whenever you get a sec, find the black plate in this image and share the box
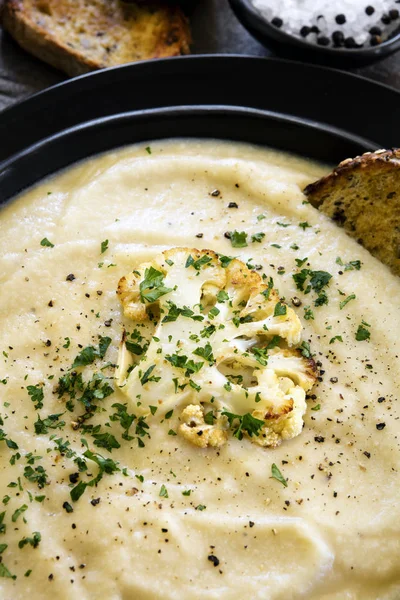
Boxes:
[0,55,399,201]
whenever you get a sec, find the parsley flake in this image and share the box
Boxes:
[40,238,54,248]
[339,294,356,310]
[355,322,371,341]
[229,230,248,248]
[271,463,288,487]
[273,302,287,317]
[159,484,168,498]
[139,267,172,303]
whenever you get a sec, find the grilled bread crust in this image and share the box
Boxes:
[304,149,400,276]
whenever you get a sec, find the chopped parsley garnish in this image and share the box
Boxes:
[159,484,168,498]
[216,290,229,303]
[166,354,203,377]
[339,294,356,310]
[329,335,343,344]
[271,463,288,487]
[139,267,172,304]
[182,490,191,496]
[162,302,203,323]
[185,254,212,270]
[219,255,234,268]
[145,146,152,154]
[70,449,120,502]
[262,277,274,300]
[34,413,65,435]
[0,563,16,579]
[200,324,216,338]
[299,341,313,358]
[266,335,281,350]
[140,364,160,385]
[71,336,111,368]
[273,302,287,317]
[204,411,215,425]
[229,230,248,248]
[92,432,121,452]
[298,222,311,230]
[304,306,314,320]
[110,403,135,440]
[293,268,332,306]
[100,239,109,254]
[222,411,264,440]
[72,346,96,368]
[11,504,28,522]
[193,343,214,364]
[23,465,48,488]
[311,404,321,411]
[295,257,308,267]
[125,341,148,355]
[18,532,41,549]
[251,347,269,366]
[70,481,87,502]
[309,271,332,293]
[40,237,54,248]
[336,257,361,271]
[27,384,44,410]
[208,307,220,319]
[251,232,265,243]
[355,321,371,341]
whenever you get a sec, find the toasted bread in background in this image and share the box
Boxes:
[2,0,191,77]
[304,149,400,276]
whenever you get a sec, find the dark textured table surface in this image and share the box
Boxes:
[1,0,400,113]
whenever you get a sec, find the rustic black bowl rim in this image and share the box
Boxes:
[1,55,400,167]
[0,104,380,202]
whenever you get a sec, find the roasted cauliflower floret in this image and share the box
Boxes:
[116,247,318,449]
[179,404,228,448]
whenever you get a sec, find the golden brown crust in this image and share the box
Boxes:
[304,149,400,206]
[304,149,400,276]
[2,0,191,77]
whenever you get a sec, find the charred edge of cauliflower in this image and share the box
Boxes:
[116,247,319,450]
[179,405,229,449]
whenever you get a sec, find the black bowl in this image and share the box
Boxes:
[0,105,377,202]
[229,0,400,67]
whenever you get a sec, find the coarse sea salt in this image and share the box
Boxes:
[251,0,400,48]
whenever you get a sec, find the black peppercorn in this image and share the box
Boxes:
[300,25,311,37]
[344,36,357,48]
[271,17,283,28]
[317,36,330,46]
[208,555,220,567]
[332,31,345,46]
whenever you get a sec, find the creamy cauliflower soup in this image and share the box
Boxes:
[0,140,399,600]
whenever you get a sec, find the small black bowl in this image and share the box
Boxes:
[229,0,400,67]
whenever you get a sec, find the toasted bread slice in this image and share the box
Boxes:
[304,149,400,276]
[2,0,191,77]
